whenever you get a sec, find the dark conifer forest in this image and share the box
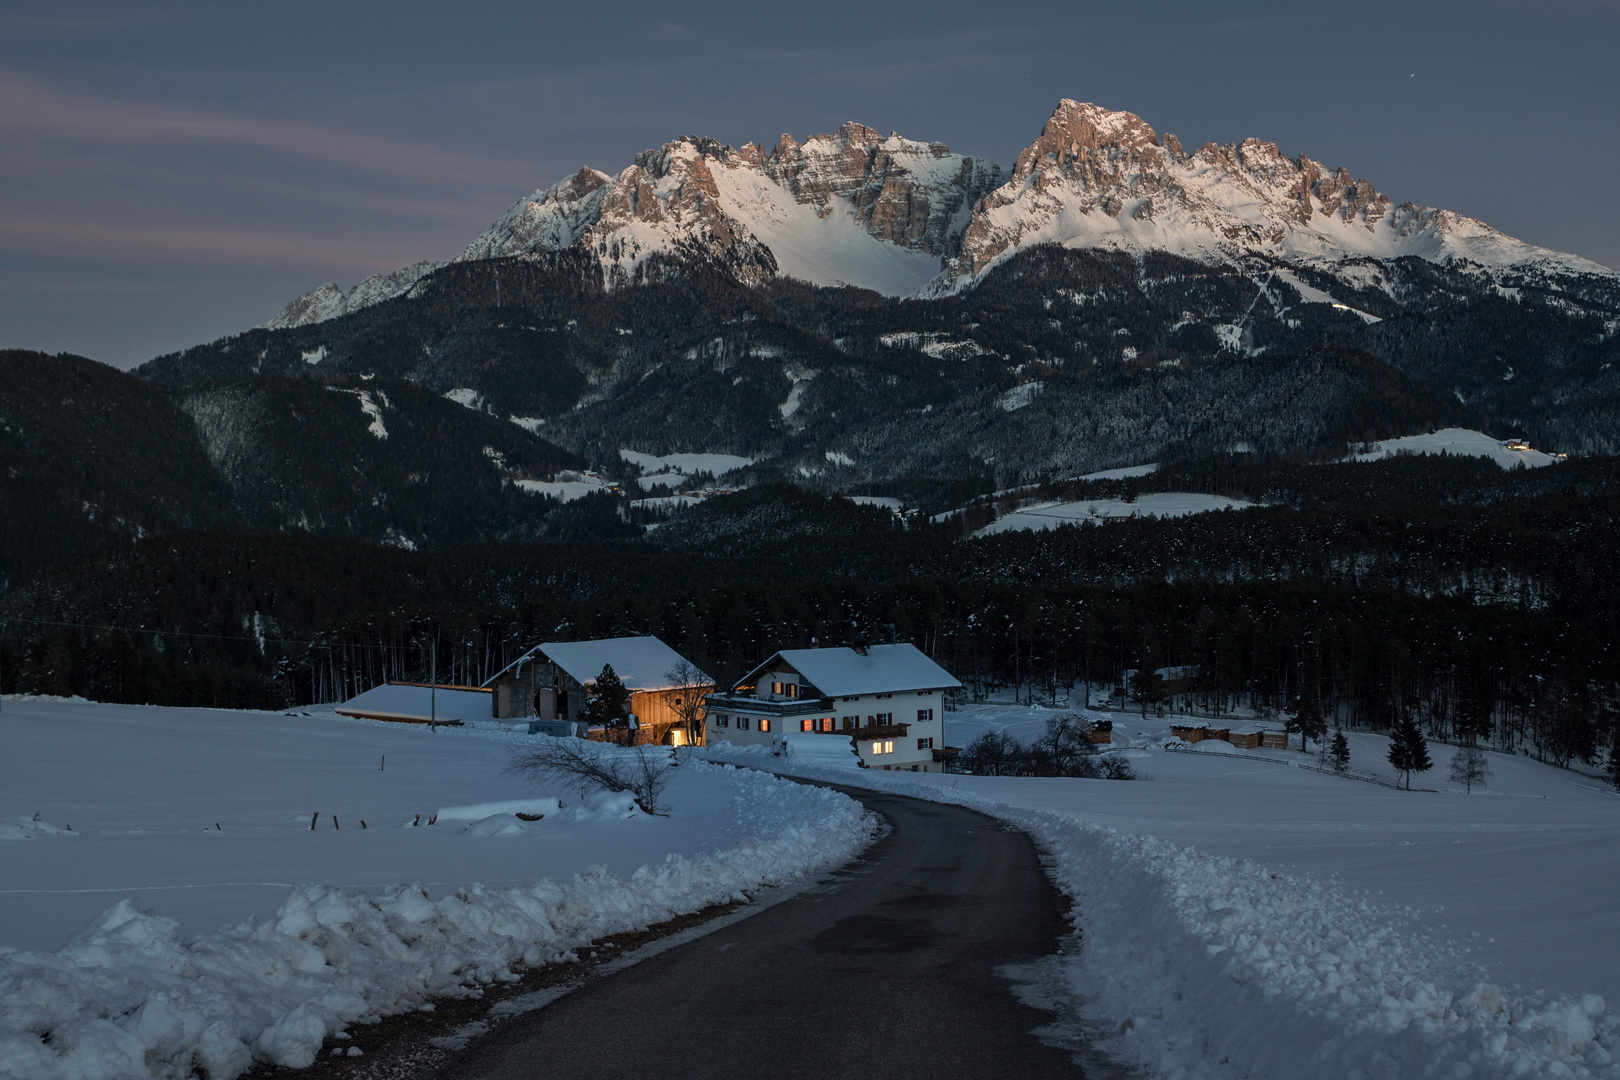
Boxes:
[4,244,1619,773]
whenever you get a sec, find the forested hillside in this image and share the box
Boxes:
[4,457,1615,769]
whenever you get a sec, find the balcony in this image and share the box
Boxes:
[703,693,832,718]
[853,724,911,741]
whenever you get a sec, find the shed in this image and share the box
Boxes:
[334,682,493,725]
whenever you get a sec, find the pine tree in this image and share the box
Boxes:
[1387,710,1433,790]
[1286,692,1328,752]
[1329,728,1351,773]
[584,664,633,745]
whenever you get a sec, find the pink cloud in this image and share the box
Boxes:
[0,214,429,274]
[0,69,527,191]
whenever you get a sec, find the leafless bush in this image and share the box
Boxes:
[508,739,672,816]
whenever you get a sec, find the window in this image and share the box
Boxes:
[917,737,934,750]
[785,683,798,698]
[817,717,834,733]
[759,719,772,733]
[800,719,813,732]
[874,712,892,725]
[738,717,750,730]
[920,689,933,696]
[771,681,783,695]
[916,708,934,723]
[870,739,894,755]
[842,716,857,729]
[715,714,729,728]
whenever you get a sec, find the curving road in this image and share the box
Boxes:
[434,783,1104,1079]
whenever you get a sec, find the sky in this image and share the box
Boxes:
[2,0,1618,369]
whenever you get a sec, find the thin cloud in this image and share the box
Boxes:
[0,215,430,275]
[0,69,528,192]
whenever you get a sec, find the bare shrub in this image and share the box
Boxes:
[508,739,673,816]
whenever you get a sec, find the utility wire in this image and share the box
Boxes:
[0,612,422,653]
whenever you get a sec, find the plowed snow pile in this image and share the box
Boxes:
[710,710,1620,1080]
[0,701,876,1079]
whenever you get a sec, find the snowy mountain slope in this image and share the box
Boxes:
[263,101,1613,330]
[940,100,1612,294]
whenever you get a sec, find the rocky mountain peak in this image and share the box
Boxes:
[263,100,1612,329]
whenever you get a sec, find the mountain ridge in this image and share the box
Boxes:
[264,100,1614,330]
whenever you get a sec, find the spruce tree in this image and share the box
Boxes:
[1329,729,1351,773]
[1387,710,1433,790]
[584,664,633,745]
[1286,692,1327,752]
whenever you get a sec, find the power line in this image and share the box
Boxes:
[0,612,421,653]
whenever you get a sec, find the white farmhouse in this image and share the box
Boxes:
[705,644,960,771]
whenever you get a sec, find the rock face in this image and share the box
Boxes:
[462,125,1003,293]
[941,100,1604,287]
[264,101,1612,327]
[263,261,440,330]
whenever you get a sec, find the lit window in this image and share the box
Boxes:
[759,719,772,733]
[817,718,834,732]
[800,719,814,732]
[883,740,894,753]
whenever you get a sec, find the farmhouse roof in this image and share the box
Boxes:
[743,643,961,697]
[539,635,706,692]
[335,682,493,724]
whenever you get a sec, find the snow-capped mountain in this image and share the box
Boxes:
[264,100,1612,330]
[939,100,1610,289]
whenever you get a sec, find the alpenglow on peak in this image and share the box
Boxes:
[264,101,1612,329]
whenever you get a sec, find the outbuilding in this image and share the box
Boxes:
[483,635,711,745]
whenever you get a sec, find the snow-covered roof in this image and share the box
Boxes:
[335,682,493,724]
[745,644,961,697]
[540,636,707,692]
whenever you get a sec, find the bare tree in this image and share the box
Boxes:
[508,739,672,816]
[1448,745,1490,794]
[663,658,714,747]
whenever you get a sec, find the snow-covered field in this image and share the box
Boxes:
[513,472,615,501]
[710,702,1620,1080]
[0,700,875,1079]
[977,492,1254,535]
[1346,427,1558,468]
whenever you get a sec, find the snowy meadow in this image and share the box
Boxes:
[0,700,875,1079]
[708,702,1620,1080]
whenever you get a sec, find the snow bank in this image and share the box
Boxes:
[0,817,78,842]
[706,749,1619,1080]
[0,763,875,1080]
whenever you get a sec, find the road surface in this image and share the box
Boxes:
[435,783,1111,1079]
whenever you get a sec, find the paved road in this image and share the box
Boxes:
[435,784,1102,1080]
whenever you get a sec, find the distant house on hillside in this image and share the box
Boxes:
[1120,665,1200,699]
[705,643,960,771]
[335,682,493,725]
[483,635,711,745]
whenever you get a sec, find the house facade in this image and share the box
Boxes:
[705,643,960,771]
[483,635,711,745]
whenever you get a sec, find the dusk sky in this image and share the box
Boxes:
[3,0,1617,368]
